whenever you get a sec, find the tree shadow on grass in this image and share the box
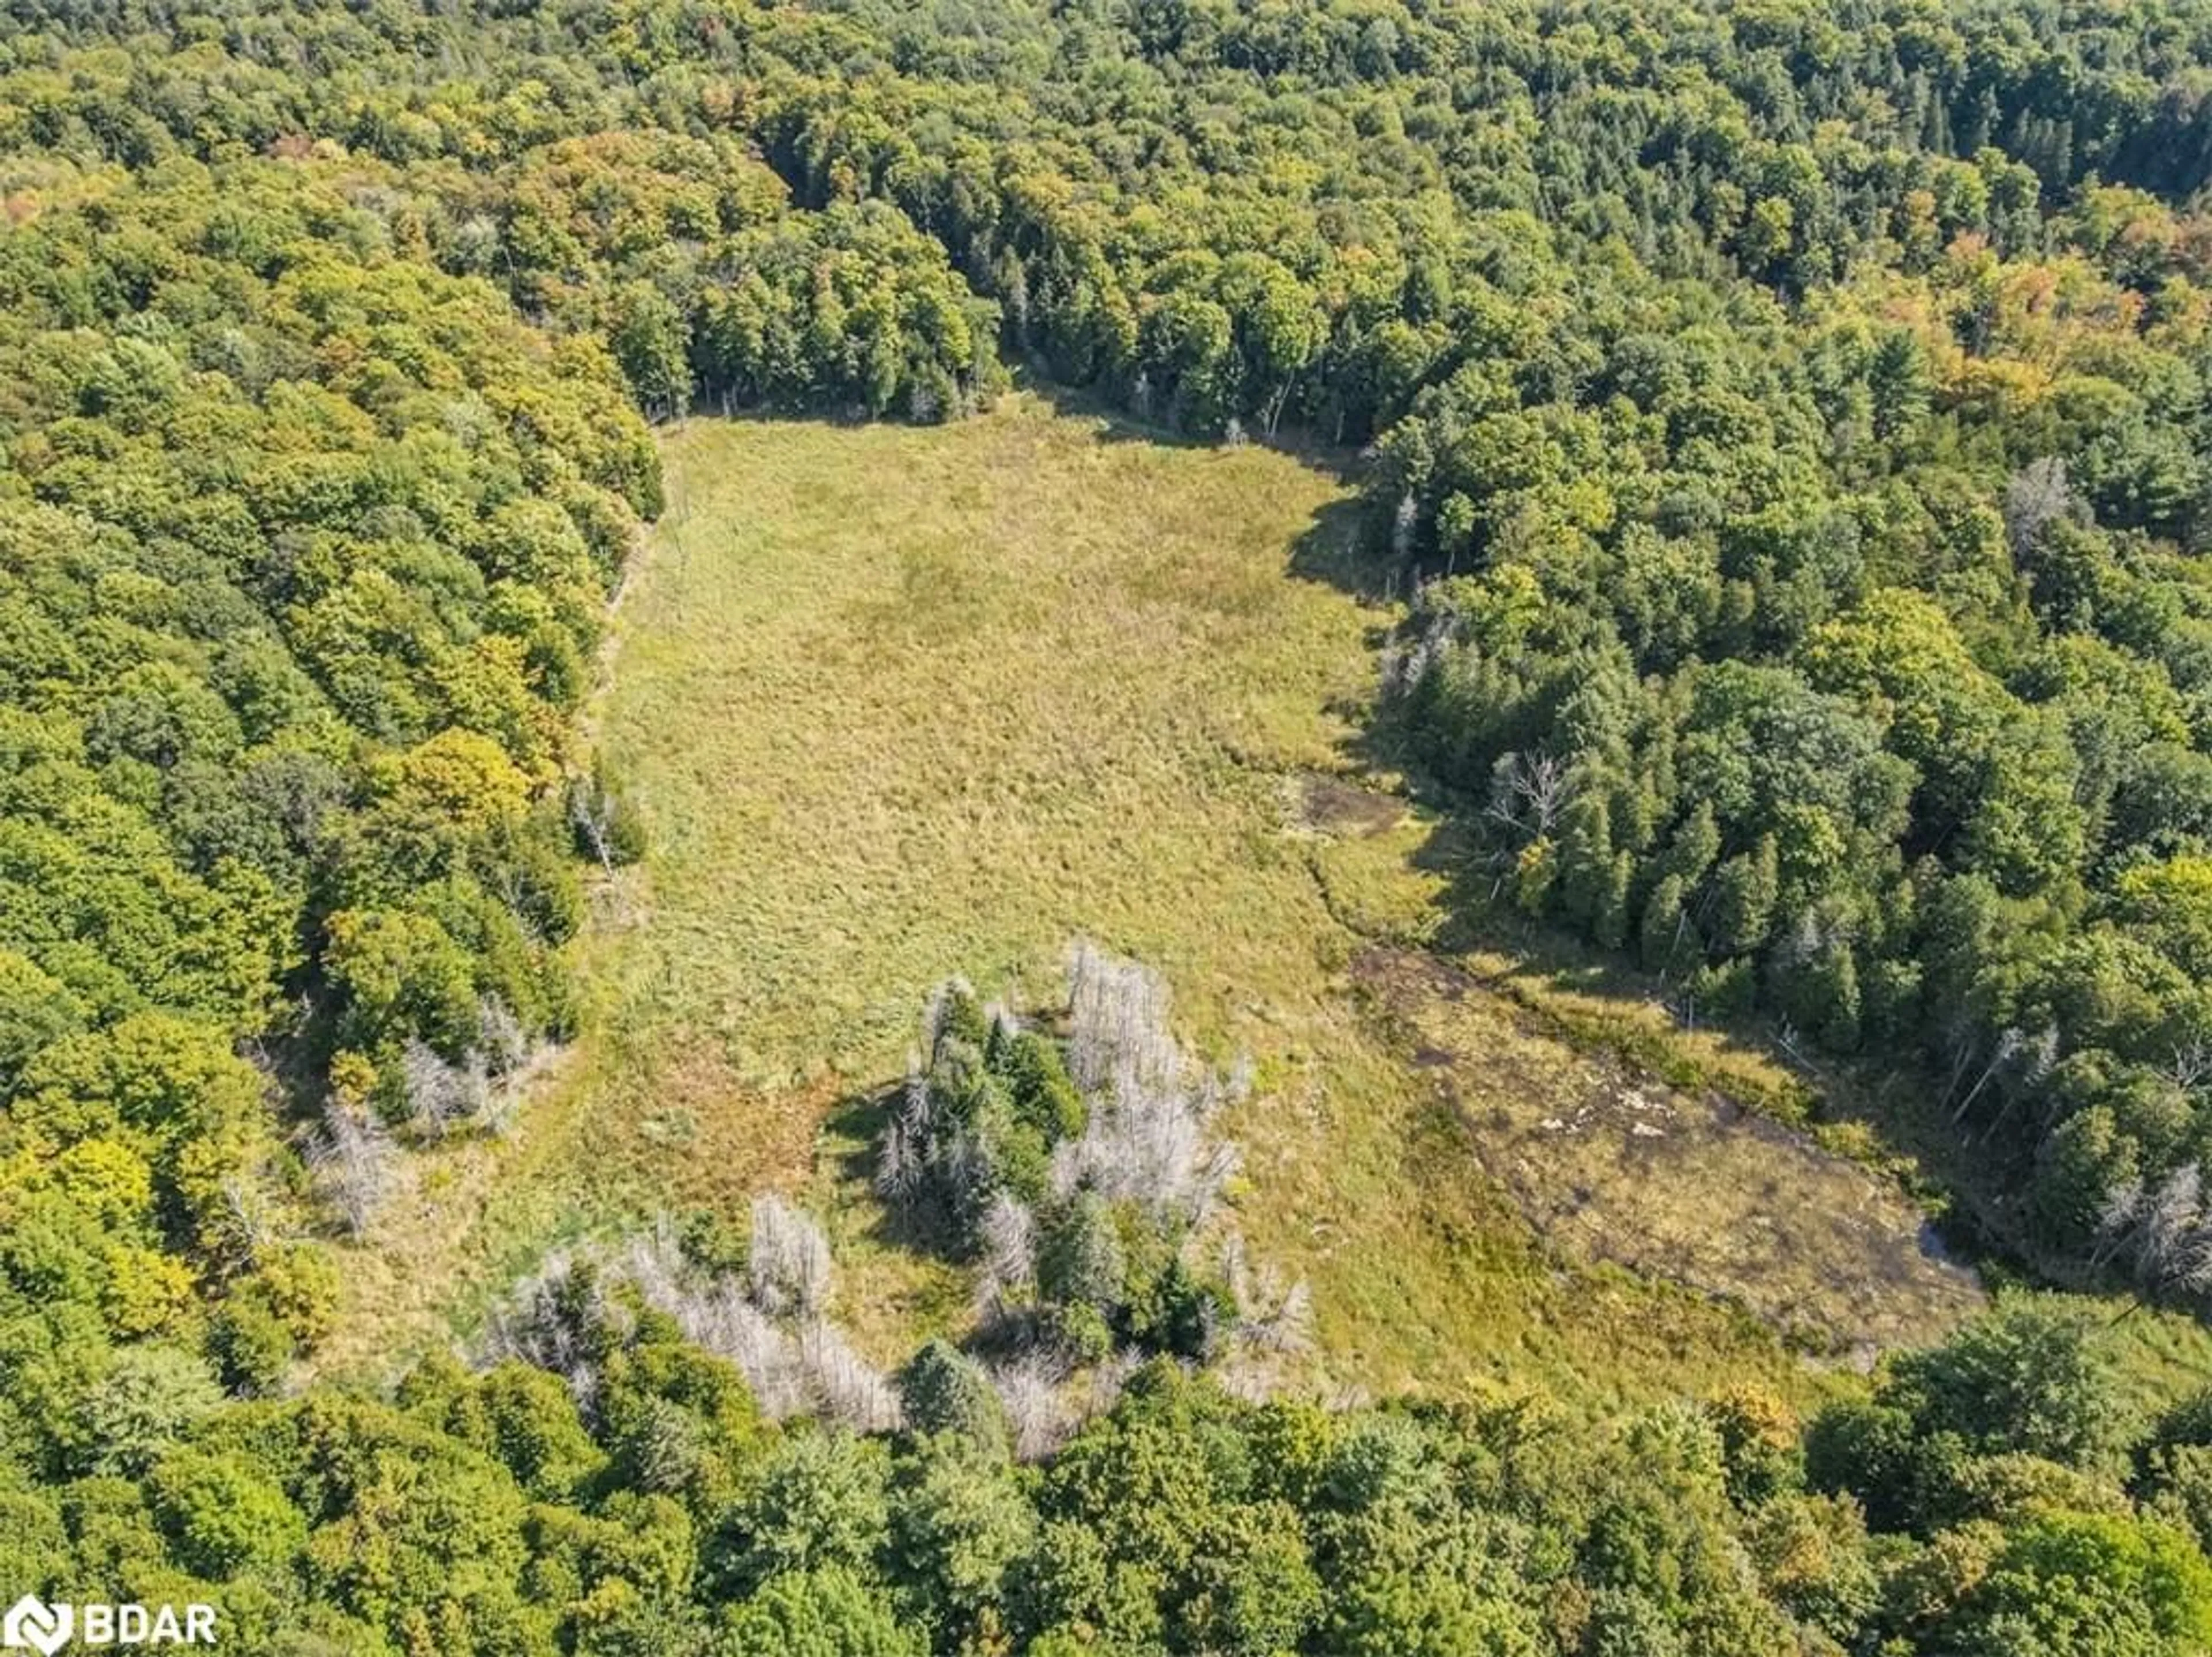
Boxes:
[821,1080,973,1265]
[1025,374,1373,483]
[1286,492,1400,606]
[1024,376,1217,453]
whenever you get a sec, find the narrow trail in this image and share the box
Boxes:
[307,453,693,1379]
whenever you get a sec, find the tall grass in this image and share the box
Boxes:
[314,396,2029,1416]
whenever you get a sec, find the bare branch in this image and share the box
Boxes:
[749,1193,834,1319]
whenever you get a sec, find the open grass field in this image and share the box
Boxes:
[312,394,2212,1417]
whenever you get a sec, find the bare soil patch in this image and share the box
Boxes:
[1296,772,1407,837]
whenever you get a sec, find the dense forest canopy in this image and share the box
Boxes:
[7,0,2212,1651]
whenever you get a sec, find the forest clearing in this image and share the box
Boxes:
[320,398,2009,1418]
[19,1,2212,1647]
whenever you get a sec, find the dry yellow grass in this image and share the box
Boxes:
[315,396,2044,1412]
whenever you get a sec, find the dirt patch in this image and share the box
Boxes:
[1296,773,1407,837]
[1357,945,1983,1358]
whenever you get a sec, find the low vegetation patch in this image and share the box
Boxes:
[1357,944,1983,1359]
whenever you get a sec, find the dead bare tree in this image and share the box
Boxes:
[479,1247,626,1407]
[1225,1234,1314,1358]
[798,1321,903,1432]
[218,1172,280,1262]
[875,1064,932,1207]
[1056,940,1242,1227]
[1391,491,1418,559]
[399,1039,489,1140]
[2093,1175,2144,1273]
[2096,1163,2212,1311]
[477,994,532,1076]
[2169,1038,2212,1095]
[1066,939,1177,1102]
[488,1202,886,1425]
[615,1223,811,1420]
[1961,1025,2062,1146]
[975,1191,1037,1315]
[570,775,623,873]
[1486,748,1573,843]
[2002,456,2084,561]
[749,1193,834,1318]
[1380,589,1459,697]
[693,1291,809,1420]
[305,1101,396,1236]
[987,1352,1077,1462]
[1948,1026,2024,1127]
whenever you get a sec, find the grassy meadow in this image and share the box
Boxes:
[316,395,2206,1416]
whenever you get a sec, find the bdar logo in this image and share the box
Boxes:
[2,1597,71,1657]
[0,1595,214,1651]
